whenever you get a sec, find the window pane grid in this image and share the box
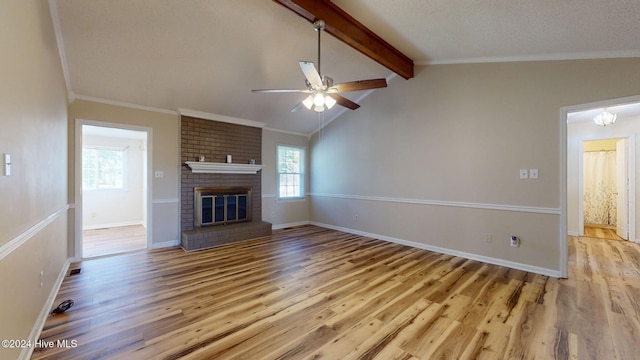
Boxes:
[277,145,304,198]
[82,148,125,190]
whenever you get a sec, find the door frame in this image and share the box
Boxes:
[561,94,640,278]
[616,138,630,239]
[74,118,153,259]
[577,136,635,240]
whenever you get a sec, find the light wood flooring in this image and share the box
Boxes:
[33,225,640,359]
[584,225,624,241]
[82,225,147,258]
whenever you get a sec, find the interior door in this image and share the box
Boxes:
[616,139,629,240]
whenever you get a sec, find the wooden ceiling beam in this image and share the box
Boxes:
[273,0,414,80]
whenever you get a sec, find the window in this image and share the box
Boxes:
[277,145,304,198]
[82,147,126,190]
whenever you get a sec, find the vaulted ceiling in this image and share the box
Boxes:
[52,0,640,135]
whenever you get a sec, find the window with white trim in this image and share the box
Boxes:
[82,147,126,190]
[277,145,304,198]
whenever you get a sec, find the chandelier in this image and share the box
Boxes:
[593,110,617,126]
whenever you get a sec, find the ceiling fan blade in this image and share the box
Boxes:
[329,94,360,110]
[331,78,387,93]
[299,61,323,89]
[252,89,310,93]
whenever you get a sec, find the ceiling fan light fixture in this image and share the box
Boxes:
[325,95,336,109]
[313,93,325,107]
[302,95,314,110]
[251,19,387,113]
[593,110,617,126]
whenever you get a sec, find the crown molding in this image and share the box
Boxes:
[48,0,72,98]
[418,50,640,66]
[263,127,308,137]
[73,94,177,115]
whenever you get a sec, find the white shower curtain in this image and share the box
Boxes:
[583,151,617,226]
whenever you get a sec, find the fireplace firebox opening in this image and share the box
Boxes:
[194,186,252,227]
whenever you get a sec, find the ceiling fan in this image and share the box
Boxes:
[252,20,388,112]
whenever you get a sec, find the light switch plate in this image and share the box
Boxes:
[529,169,538,179]
[154,170,164,178]
[519,169,528,179]
[4,154,10,176]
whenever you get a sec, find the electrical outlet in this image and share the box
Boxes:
[484,233,493,243]
[355,214,359,221]
[529,169,538,179]
[510,236,520,247]
[40,271,44,287]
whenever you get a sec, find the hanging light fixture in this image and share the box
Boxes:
[324,95,336,109]
[302,92,337,112]
[302,95,314,109]
[593,110,617,126]
[251,19,388,113]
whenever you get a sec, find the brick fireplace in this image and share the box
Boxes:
[180,115,271,251]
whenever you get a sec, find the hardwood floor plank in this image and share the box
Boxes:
[32,225,640,359]
[82,225,147,258]
[575,280,617,359]
[339,299,435,359]
[608,311,640,360]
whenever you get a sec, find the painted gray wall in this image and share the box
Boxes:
[0,2,69,358]
[310,59,640,276]
[262,129,310,228]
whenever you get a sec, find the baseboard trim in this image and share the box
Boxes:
[568,230,640,242]
[310,222,562,278]
[151,239,181,248]
[152,198,180,204]
[83,221,143,230]
[20,258,71,360]
[272,221,311,230]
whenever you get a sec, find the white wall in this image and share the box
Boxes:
[567,115,640,240]
[0,1,69,359]
[310,59,640,277]
[262,129,310,228]
[82,134,145,229]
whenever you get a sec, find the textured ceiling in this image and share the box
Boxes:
[334,0,640,64]
[52,0,640,135]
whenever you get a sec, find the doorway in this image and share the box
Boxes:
[75,120,152,258]
[582,138,628,240]
[562,96,640,277]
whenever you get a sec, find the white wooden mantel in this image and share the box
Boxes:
[185,161,262,174]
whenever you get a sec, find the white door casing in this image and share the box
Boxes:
[616,138,629,240]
